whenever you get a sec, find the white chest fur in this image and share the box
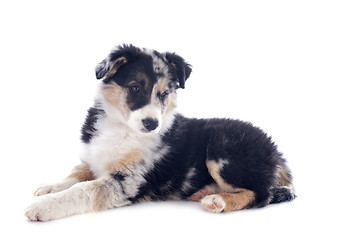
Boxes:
[80,115,166,178]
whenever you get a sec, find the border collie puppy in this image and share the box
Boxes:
[25,44,295,221]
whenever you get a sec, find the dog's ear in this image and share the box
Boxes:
[165,52,192,89]
[95,56,127,80]
[95,44,140,80]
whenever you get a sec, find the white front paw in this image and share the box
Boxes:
[25,195,62,221]
[34,178,78,196]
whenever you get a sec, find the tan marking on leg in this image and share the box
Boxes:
[95,149,143,210]
[92,177,131,211]
[205,160,255,212]
[92,178,112,211]
[206,160,234,192]
[219,189,255,212]
[106,149,142,172]
[66,162,94,182]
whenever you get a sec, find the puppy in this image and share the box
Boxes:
[25,44,295,221]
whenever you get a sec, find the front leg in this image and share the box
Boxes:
[34,162,94,196]
[25,175,131,221]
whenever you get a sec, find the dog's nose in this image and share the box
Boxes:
[142,118,159,131]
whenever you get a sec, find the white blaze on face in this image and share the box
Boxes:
[126,51,174,134]
[128,103,162,134]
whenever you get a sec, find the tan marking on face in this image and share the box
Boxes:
[155,77,170,94]
[165,92,177,114]
[66,162,94,182]
[102,82,131,118]
[136,73,150,88]
[153,77,177,114]
[106,149,142,172]
[219,189,255,212]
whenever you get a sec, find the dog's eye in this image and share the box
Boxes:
[160,91,169,101]
[130,86,140,93]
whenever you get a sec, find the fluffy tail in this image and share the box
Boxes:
[269,163,296,204]
[270,186,296,204]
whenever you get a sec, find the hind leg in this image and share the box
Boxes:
[202,160,255,213]
[201,190,255,213]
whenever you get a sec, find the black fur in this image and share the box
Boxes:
[85,45,294,210]
[130,115,294,208]
[81,107,104,143]
[132,115,215,201]
[114,53,156,111]
[270,187,296,204]
[96,44,191,90]
[165,52,192,89]
[111,172,128,195]
[24,45,295,222]
[96,44,143,80]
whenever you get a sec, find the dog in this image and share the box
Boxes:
[25,44,295,221]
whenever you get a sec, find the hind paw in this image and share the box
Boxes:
[201,194,226,213]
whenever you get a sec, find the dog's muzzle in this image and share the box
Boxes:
[142,118,159,132]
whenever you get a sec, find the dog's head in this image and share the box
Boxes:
[95,44,191,134]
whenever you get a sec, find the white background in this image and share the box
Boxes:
[1,0,345,239]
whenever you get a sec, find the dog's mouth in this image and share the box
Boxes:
[139,127,161,134]
[128,107,162,135]
[140,128,153,134]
